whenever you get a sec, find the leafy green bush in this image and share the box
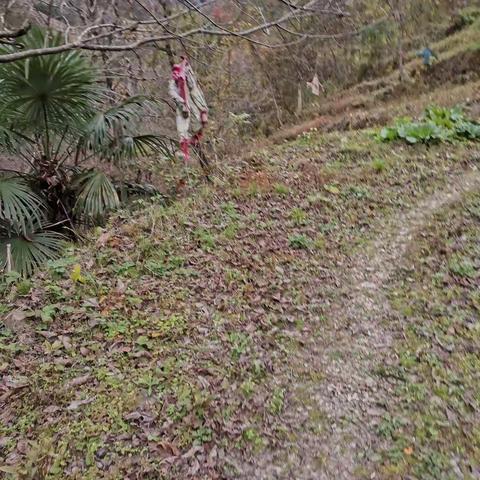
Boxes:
[0,28,172,276]
[379,106,480,145]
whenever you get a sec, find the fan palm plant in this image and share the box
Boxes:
[0,27,172,276]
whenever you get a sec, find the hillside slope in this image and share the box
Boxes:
[271,16,480,144]
[1,19,480,480]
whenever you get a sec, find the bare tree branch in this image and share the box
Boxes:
[0,0,353,63]
[277,0,349,16]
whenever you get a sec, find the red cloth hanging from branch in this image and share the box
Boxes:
[169,57,208,162]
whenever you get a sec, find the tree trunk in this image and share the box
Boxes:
[387,0,407,82]
[296,83,303,117]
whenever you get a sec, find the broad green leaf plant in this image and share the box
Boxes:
[379,106,480,144]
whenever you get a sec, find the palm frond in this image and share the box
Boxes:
[0,175,47,233]
[120,181,162,197]
[0,124,34,154]
[72,170,120,220]
[103,96,152,125]
[83,96,153,150]
[113,134,174,162]
[0,230,65,277]
[0,27,99,136]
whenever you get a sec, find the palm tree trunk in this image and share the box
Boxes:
[42,103,51,162]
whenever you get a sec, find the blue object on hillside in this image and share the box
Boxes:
[418,47,437,66]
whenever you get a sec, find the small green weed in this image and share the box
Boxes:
[313,234,325,250]
[136,372,161,396]
[371,158,387,173]
[195,228,216,251]
[193,426,213,444]
[16,279,32,296]
[242,427,264,448]
[223,222,239,240]
[289,234,311,249]
[221,202,240,220]
[158,314,187,339]
[273,183,289,196]
[114,261,137,276]
[240,379,256,398]
[268,388,285,414]
[225,268,245,284]
[229,331,250,360]
[448,255,477,278]
[105,319,128,339]
[289,207,308,226]
[47,256,77,279]
[145,256,185,277]
[377,414,405,439]
[40,304,58,323]
[247,182,260,197]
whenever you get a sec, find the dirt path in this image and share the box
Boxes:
[232,168,480,479]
